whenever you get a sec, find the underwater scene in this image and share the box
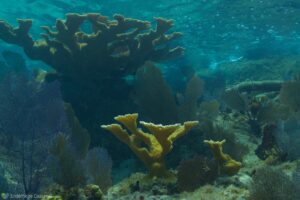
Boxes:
[1,0,300,199]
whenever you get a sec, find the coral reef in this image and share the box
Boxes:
[0,13,184,159]
[1,2,300,200]
[222,80,284,113]
[222,80,291,138]
[204,139,242,176]
[101,113,199,178]
[0,13,183,125]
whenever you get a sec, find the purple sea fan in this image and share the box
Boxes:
[275,117,300,160]
[177,156,218,192]
[0,72,68,138]
[85,147,113,193]
[0,71,69,194]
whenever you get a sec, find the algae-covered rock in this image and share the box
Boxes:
[107,172,178,199]
[42,184,103,200]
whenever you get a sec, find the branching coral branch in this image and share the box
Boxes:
[0,13,183,80]
[204,139,242,176]
[101,113,198,178]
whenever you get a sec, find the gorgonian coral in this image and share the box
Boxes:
[0,71,68,194]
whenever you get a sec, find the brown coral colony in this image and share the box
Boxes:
[0,13,183,82]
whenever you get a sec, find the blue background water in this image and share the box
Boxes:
[1,0,300,72]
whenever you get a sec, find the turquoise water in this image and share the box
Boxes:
[0,0,300,199]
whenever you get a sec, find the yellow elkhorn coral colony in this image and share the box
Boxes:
[101,113,199,178]
[204,139,242,176]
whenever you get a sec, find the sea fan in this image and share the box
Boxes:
[85,147,113,193]
[177,156,218,192]
[0,71,68,194]
[274,117,300,160]
[248,166,297,200]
